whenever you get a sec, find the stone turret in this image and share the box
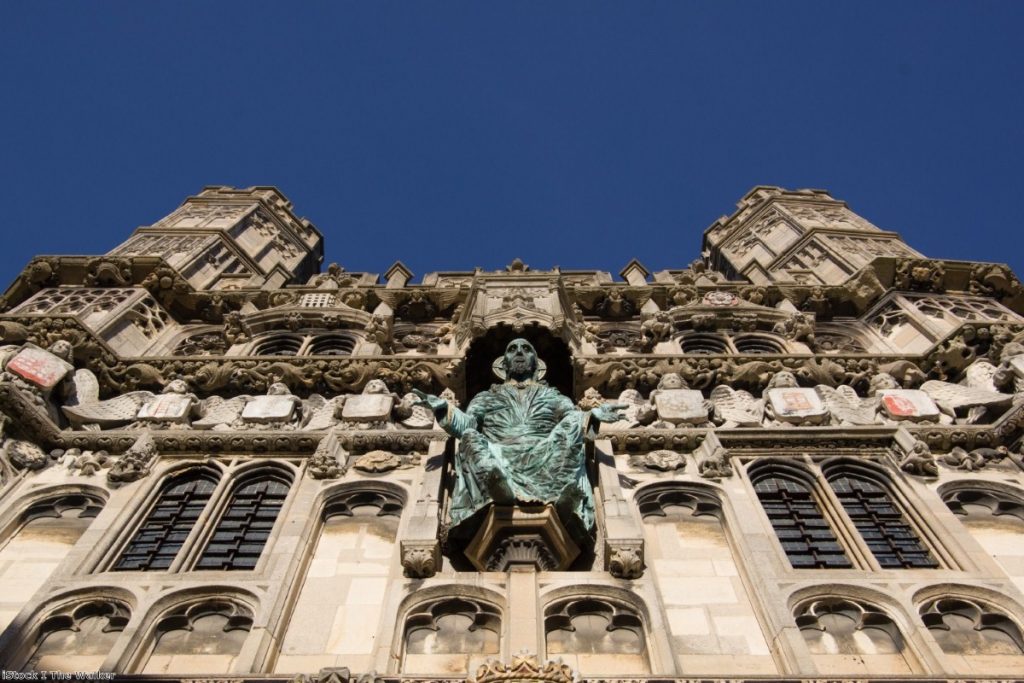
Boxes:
[107,185,323,290]
[703,186,922,285]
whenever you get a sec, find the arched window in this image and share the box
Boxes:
[750,465,851,569]
[826,468,936,569]
[795,597,915,674]
[24,599,129,672]
[114,469,219,571]
[403,597,500,674]
[274,487,404,672]
[0,492,105,632]
[636,484,775,674]
[252,334,303,356]
[196,469,292,570]
[943,487,1024,587]
[921,597,1024,656]
[142,599,252,674]
[307,334,356,356]
[733,334,786,354]
[545,597,648,675]
[679,333,730,355]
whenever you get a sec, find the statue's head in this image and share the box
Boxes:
[363,379,389,395]
[267,382,291,396]
[163,379,189,394]
[48,340,73,362]
[502,338,539,382]
[657,373,687,390]
[868,372,900,396]
[766,371,798,390]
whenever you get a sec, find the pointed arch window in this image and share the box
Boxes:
[826,470,936,569]
[114,469,219,571]
[196,470,292,570]
[751,466,851,569]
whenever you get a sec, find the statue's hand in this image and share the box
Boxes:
[412,388,449,419]
[592,402,628,423]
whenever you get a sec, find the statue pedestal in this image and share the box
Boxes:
[464,504,580,571]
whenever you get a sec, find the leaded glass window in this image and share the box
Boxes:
[828,472,936,569]
[196,472,291,570]
[752,470,851,569]
[114,470,218,571]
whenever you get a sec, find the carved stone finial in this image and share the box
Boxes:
[308,430,346,479]
[893,425,939,477]
[470,652,574,683]
[695,431,732,479]
[107,430,158,483]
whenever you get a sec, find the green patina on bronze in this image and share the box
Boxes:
[415,339,624,543]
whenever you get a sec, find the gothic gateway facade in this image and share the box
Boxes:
[0,185,1023,682]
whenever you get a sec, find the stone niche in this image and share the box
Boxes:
[464,504,580,571]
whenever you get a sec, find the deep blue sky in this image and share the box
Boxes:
[2,2,1022,285]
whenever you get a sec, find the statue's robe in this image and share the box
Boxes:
[441,381,595,541]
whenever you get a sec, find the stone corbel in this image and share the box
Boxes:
[695,430,732,479]
[595,438,645,578]
[401,540,441,579]
[398,438,448,578]
[307,428,347,479]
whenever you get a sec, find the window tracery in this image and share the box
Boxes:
[143,599,252,674]
[795,598,904,656]
[24,599,130,672]
[920,597,1024,655]
[404,597,501,656]
[544,598,645,657]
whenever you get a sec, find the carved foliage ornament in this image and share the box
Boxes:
[470,652,575,683]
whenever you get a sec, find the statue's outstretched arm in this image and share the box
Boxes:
[411,388,479,438]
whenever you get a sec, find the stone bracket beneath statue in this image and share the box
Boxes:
[399,439,447,577]
[464,504,580,572]
[595,438,645,578]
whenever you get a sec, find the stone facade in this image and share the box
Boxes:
[0,185,1023,681]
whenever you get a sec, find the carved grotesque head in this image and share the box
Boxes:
[502,338,539,381]
[48,340,73,362]
[363,379,390,395]
[868,372,901,396]
[267,382,291,396]
[767,371,798,390]
[657,373,687,390]
[163,379,189,394]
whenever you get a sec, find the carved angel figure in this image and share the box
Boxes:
[62,368,155,429]
[815,385,882,426]
[920,378,1014,424]
[709,385,764,428]
[762,371,830,426]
